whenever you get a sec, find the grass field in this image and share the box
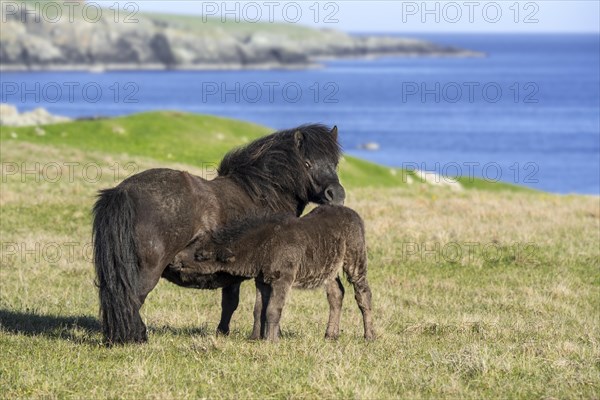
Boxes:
[1,113,599,398]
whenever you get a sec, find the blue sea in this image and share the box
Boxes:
[2,34,599,194]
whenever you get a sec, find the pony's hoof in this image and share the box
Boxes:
[216,327,230,336]
[324,333,339,340]
[135,334,148,343]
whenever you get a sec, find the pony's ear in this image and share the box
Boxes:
[331,125,338,141]
[294,130,303,149]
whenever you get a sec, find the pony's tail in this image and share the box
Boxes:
[93,188,144,345]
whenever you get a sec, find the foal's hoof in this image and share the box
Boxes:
[364,332,376,341]
[324,333,340,340]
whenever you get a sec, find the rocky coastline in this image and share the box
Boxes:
[1,4,483,71]
[0,104,71,126]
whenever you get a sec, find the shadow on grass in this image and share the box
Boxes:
[0,309,100,344]
[0,309,211,344]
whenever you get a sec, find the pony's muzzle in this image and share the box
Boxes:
[324,184,345,206]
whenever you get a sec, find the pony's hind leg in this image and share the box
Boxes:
[216,283,241,335]
[324,276,345,340]
[135,259,168,342]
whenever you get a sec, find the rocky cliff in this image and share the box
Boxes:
[0,2,481,71]
[0,103,71,126]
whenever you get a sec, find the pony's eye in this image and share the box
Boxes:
[305,161,311,169]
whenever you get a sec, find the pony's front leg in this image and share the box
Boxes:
[325,276,345,340]
[264,280,291,342]
[250,279,271,340]
[216,283,240,335]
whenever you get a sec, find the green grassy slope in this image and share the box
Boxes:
[1,113,598,399]
[0,140,597,398]
[0,111,530,191]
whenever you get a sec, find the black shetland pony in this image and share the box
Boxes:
[92,124,344,345]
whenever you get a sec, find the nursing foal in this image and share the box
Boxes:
[169,205,375,341]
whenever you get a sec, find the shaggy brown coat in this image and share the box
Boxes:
[93,124,344,344]
[168,205,375,341]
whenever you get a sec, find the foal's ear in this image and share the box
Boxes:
[294,130,303,149]
[331,125,338,141]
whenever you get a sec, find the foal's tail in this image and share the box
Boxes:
[93,187,143,345]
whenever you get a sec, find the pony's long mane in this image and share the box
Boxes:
[217,124,341,210]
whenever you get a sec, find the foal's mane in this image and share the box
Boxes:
[217,124,341,210]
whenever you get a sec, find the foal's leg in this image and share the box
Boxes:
[352,277,375,340]
[250,285,263,340]
[216,282,241,335]
[325,276,345,340]
[265,280,291,342]
[250,279,271,340]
